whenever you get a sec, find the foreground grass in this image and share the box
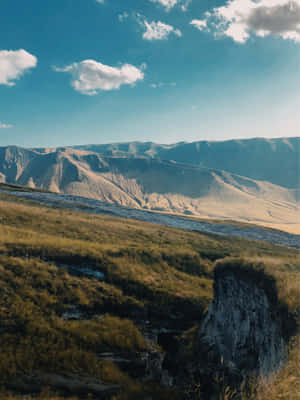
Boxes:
[0,193,298,399]
[255,337,300,400]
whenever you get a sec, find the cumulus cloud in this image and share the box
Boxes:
[54,60,144,95]
[0,121,13,129]
[0,49,37,86]
[191,0,300,43]
[142,20,182,40]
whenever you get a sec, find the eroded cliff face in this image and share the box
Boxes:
[161,262,292,399]
[200,266,286,376]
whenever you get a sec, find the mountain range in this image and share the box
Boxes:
[71,137,299,189]
[0,137,299,233]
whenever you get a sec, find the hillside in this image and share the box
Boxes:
[1,184,298,249]
[0,189,299,400]
[0,146,299,234]
[71,137,300,189]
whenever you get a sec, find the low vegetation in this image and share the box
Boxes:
[0,191,298,399]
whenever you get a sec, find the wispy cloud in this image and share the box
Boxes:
[181,0,192,12]
[191,0,300,43]
[54,60,144,95]
[150,82,176,88]
[0,49,37,86]
[120,12,182,40]
[149,0,191,11]
[118,12,129,22]
[142,20,182,40]
[0,121,13,129]
[150,0,179,11]
[150,82,164,88]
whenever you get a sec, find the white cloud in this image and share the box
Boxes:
[191,0,300,43]
[149,0,191,11]
[96,0,104,4]
[0,49,37,86]
[0,121,13,129]
[150,0,179,11]
[190,19,208,31]
[54,60,144,95]
[142,20,182,40]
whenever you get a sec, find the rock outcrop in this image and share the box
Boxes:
[200,259,286,376]
[162,259,293,399]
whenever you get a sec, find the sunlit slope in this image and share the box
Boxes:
[0,146,299,233]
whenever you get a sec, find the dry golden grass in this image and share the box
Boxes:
[0,194,298,399]
[254,336,300,400]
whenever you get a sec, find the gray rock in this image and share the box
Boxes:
[200,270,286,376]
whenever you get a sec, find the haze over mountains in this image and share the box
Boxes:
[0,137,299,233]
[72,137,299,189]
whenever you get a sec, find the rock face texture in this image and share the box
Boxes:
[200,262,286,376]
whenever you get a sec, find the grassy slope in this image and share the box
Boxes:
[0,192,298,399]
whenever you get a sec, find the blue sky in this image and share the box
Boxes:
[0,0,300,147]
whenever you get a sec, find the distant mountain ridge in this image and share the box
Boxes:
[0,141,299,233]
[70,137,300,189]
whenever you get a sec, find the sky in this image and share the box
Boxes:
[0,0,300,147]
